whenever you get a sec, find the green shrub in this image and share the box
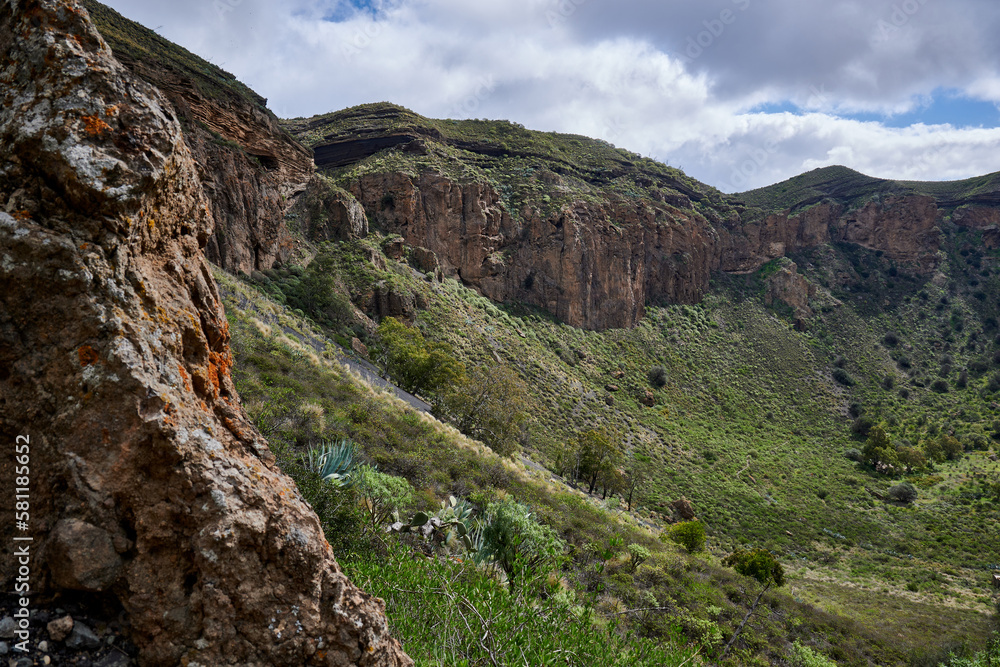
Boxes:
[833,368,855,386]
[355,465,414,535]
[479,497,565,591]
[789,640,839,667]
[647,366,667,388]
[627,543,651,571]
[888,482,918,504]
[665,520,706,553]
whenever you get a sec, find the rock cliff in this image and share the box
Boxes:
[81,0,314,275]
[0,2,409,665]
[344,170,942,330]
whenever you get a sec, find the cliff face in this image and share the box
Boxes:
[0,2,409,665]
[346,171,941,330]
[82,0,314,275]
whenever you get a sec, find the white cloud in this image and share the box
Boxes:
[97,0,1000,191]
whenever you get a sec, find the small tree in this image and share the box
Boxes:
[888,482,918,504]
[647,366,667,388]
[665,520,706,553]
[863,424,899,473]
[376,317,464,398]
[441,363,528,458]
[627,543,651,572]
[721,549,785,660]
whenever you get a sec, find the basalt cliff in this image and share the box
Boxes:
[284,105,1000,330]
[0,2,409,665]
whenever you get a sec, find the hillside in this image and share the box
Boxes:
[6,1,999,666]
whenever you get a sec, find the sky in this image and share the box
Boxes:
[98,0,1000,192]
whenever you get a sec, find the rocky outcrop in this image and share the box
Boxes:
[82,0,314,275]
[762,259,816,323]
[0,2,409,665]
[347,171,941,330]
[295,175,369,243]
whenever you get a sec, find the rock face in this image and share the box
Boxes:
[347,172,942,330]
[81,0,314,275]
[0,2,410,665]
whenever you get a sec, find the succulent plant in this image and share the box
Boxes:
[305,439,357,487]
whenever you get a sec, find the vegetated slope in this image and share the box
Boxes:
[220,268,936,666]
[271,106,1000,660]
[737,164,1000,216]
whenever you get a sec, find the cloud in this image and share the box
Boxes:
[98,0,1000,190]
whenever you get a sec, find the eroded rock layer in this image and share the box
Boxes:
[347,171,942,330]
[0,2,409,665]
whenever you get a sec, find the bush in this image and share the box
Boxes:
[627,543,651,572]
[479,497,565,591]
[665,520,706,553]
[833,368,855,386]
[888,482,918,504]
[882,375,895,390]
[931,379,950,393]
[883,332,900,347]
[647,366,667,388]
[844,448,863,462]
[789,641,839,667]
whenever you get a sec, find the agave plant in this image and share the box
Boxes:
[305,439,357,487]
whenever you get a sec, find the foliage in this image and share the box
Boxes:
[304,439,357,487]
[345,543,700,666]
[354,465,414,536]
[648,366,668,388]
[627,543,651,572]
[376,316,464,398]
[862,424,900,474]
[440,363,528,458]
[665,520,706,554]
[888,481,918,504]
[788,641,839,667]
[478,496,565,592]
[724,549,785,588]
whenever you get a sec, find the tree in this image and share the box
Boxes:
[576,429,623,495]
[888,482,918,504]
[664,520,706,553]
[721,549,785,660]
[862,424,899,474]
[622,453,651,511]
[376,317,464,398]
[440,363,528,458]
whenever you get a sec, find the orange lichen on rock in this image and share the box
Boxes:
[81,114,112,138]
[78,345,99,366]
[12,210,31,221]
[177,363,193,392]
[207,349,233,397]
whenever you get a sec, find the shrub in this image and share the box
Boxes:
[627,543,651,572]
[888,482,918,504]
[355,465,414,535]
[931,379,950,393]
[479,497,565,591]
[665,520,706,553]
[851,416,875,439]
[647,366,667,388]
[844,448,863,463]
[833,368,855,386]
[789,641,839,667]
[882,375,895,390]
[883,332,900,347]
